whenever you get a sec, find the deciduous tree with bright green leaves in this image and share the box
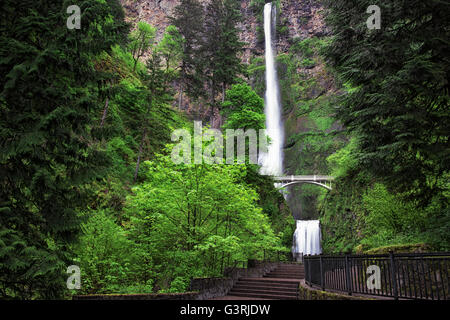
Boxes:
[122,150,284,291]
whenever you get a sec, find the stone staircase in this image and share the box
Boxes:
[263,263,305,279]
[227,263,304,300]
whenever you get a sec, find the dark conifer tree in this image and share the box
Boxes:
[323,0,450,205]
[0,0,128,298]
[170,0,206,102]
[204,0,244,125]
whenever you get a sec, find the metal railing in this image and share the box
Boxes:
[304,252,450,300]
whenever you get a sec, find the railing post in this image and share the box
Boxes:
[320,255,324,290]
[389,251,398,300]
[305,257,309,285]
[345,254,352,295]
[308,256,312,286]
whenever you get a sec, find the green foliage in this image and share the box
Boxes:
[222,83,265,130]
[360,183,428,248]
[73,210,153,294]
[247,57,266,96]
[291,38,315,58]
[301,58,315,69]
[242,165,294,250]
[326,138,359,178]
[277,23,289,37]
[156,25,183,74]
[362,243,431,255]
[322,154,450,253]
[167,277,190,293]
[128,21,156,71]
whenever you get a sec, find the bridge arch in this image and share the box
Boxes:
[277,180,332,191]
[272,175,334,191]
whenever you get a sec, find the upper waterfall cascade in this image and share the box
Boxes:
[259,2,284,176]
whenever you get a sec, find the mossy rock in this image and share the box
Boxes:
[354,244,370,254]
[298,283,371,300]
[363,243,431,255]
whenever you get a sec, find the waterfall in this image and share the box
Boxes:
[260,3,322,259]
[292,220,322,261]
[259,2,284,176]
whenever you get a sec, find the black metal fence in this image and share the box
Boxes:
[304,252,450,300]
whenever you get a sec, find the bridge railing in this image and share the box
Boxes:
[304,252,450,300]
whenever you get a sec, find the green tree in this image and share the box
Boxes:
[204,0,244,118]
[73,210,153,294]
[156,25,183,76]
[170,0,206,103]
[222,83,265,130]
[128,21,156,71]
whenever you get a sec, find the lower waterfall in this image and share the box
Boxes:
[292,220,322,260]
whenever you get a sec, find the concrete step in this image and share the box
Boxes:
[273,271,304,274]
[264,276,304,279]
[276,265,304,267]
[235,278,300,289]
[268,270,305,274]
[233,284,298,293]
[228,291,298,300]
[264,273,305,279]
[238,277,300,285]
[230,287,298,296]
[272,269,304,273]
[274,269,304,271]
[273,268,305,272]
[236,281,298,289]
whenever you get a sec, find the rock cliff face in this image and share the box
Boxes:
[120,0,328,53]
[120,0,180,41]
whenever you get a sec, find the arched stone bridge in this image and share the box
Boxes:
[272,175,334,191]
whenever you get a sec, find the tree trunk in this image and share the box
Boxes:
[100,97,109,128]
[222,83,225,103]
[133,98,152,183]
[133,126,147,183]
[210,82,216,128]
[178,83,183,109]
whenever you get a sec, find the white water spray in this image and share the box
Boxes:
[259,2,284,176]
